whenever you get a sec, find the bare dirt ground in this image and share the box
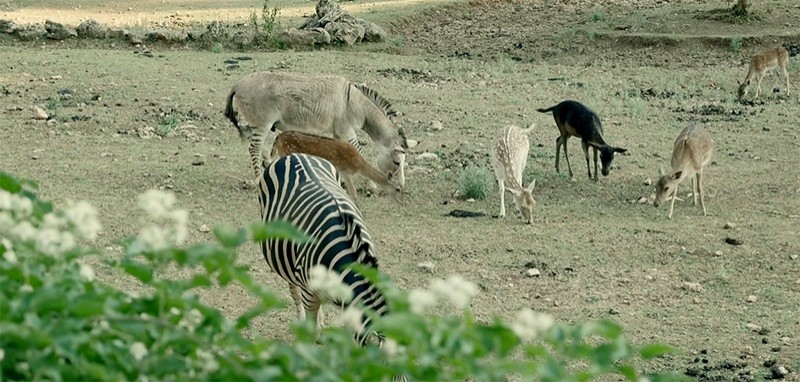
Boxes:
[1,0,799,380]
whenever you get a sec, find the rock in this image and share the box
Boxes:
[136,126,157,139]
[770,365,788,379]
[277,27,331,47]
[637,196,648,204]
[76,19,109,39]
[0,19,16,34]
[790,254,797,260]
[725,237,743,246]
[643,177,652,186]
[198,224,211,233]
[682,282,703,292]
[192,154,205,166]
[745,323,761,332]
[358,19,388,42]
[14,25,44,41]
[713,250,723,257]
[415,152,439,161]
[231,31,252,47]
[127,31,144,45]
[747,295,757,303]
[525,268,541,277]
[146,29,189,43]
[723,222,736,229]
[45,20,75,40]
[325,21,365,45]
[200,20,227,42]
[608,308,620,315]
[417,261,435,273]
[33,106,49,120]
[429,120,444,131]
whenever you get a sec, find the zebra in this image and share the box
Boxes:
[257,153,389,345]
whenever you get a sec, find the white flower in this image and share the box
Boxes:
[11,195,32,217]
[0,347,5,361]
[408,289,437,314]
[381,338,404,358]
[169,307,181,316]
[35,228,76,257]
[130,342,148,361]
[0,190,11,210]
[138,225,170,251]
[11,221,37,242]
[0,212,13,232]
[42,213,65,229]
[2,250,17,264]
[19,284,33,293]
[638,378,651,382]
[430,275,479,309]
[64,200,101,241]
[196,349,219,373]
[99,320,109,329]
[336,306,363,333]
[307,265,352,303]
[170,209,188,246]
[78,263,95,282]
[137,190,176,220]
[510,308,554,342]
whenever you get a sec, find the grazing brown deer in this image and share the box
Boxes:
[491,124,537,224]
[737,47,790,100]
[270,131,403,204]
[654,124,715,219]
[537,100,627,181]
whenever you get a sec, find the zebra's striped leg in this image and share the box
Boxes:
[249,132,267,180]
[302,289,324,334]
[290,284,305,321]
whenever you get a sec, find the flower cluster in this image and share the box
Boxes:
[307,265,352,303]
[509,308,554,342]
[429,275,479,309]
[135,190,188,251]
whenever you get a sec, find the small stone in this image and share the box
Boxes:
[713,250,723,257]
[682,282,703,292]
[637,196,648,204]
[745,323,761,332]
[771,346,781,352]
[790,255,798,260]
[724,222,736,229]
[417,261,435,273]
[415,152,439,161]
[643,177,652,186]
[780,336,791,344]
[33,106,48,120]
[771,365,788,379]
[465,198,475,203]
[191,155,205,166]
[198,224,210,233]
[429,120,443,131]
[608,308,620,315]
[725,237,743,246]
[525,268,541,277]
[747,295,757,303]
[692,297,701,304]
[762,337,769,344]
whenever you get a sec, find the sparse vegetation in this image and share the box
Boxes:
[156,115,179,136]
[250,0,282,48]
[46,97,62,113]
[457,164,493,200]
[730,35,743,52]
[210,42,224,53]
[591,12,605,22]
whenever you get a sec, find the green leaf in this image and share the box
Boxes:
[639,343,676,359]
[71,299,105,317]
[251,221,311,243]
[214,226,248,248]
[121,259,153,283]
[0,171,22,193]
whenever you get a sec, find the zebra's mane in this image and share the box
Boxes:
[353,83,397,117]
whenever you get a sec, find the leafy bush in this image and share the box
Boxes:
[0,171,685,381]
[458,163,494,200]
[250,0,282,47]
[730,36,743,52]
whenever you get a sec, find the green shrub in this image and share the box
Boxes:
[157,115,179,136]
[591,12,605,22]
[250,0,281,47]
[730,36,743,52]
[0,171,685,381]
[457,164,494,200]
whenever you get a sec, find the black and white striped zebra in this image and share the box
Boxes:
[257,153,388,345]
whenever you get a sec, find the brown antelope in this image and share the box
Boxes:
[537,100,627,181]
[224,72,409,187]
[737,47,790,100]
[270,131,403,204]
[491,124,537,224]
[654,124,715,219]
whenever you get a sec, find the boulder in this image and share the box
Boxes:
[0,19,16,34]
[76,19,109,39]
[277,27,331,47]
[358,20,387,42]
[324,21,364,45]
[231,31,253,47]
[14,25,44,41]
[146,28,189,43]
[45,20,75,40]
[200,20,227,42]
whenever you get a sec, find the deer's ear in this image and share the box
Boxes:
[672,171,682,180]
[526,179,536,192]
[659,166,667,177]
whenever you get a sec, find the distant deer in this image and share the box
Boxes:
[737,47,790,100]
[654,124,715,219]
[270,131,403,204]
[491,124,537,224]
[537,100,627,181]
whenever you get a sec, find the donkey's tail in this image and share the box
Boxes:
[536,105,556,114]
[224,90,248,140]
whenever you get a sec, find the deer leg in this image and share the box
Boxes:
[593,146,599,182]
[782,66,791,95]
[497,179,506,219]
[691,176,698,206]
[562,137,574,178]
[554,136,562,174]
[668,183,679,219]
[581,140,592,180]
[290,284,306,321]
[342,174,359,201]
[755,73,765,99]
[698,170,707,216]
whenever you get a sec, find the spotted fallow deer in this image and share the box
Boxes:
[654,124,715,219]
[270,131,403,204]
[491,124,537,224]
[737,47,790,100]
[537,100,627,181]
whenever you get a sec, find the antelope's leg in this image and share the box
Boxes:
[342,174,359,201]
[562,137,574,178]
[668,184,679,219]
[691,176,697,206]
[782,65,791,95]
[593,146,599,182]
[755,73,765,98]
[581,140,591,179]
[498,179,506,218]
[249,132,267,179]
[698,171,707,216]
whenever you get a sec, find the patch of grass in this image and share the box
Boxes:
[210,42,224,53]
[157,115,179,137]
[457,164,493,200]
[590,12,605,22]
[250,0,282,48]
[730,36,743,52]
[46,97,62,113]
